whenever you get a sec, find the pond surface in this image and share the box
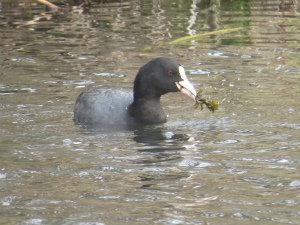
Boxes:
[1,0,300,224]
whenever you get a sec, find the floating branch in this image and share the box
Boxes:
[36,0,60,10]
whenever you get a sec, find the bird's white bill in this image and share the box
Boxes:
[176,66,197,101]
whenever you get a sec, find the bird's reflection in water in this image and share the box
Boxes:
[132,126,192,188]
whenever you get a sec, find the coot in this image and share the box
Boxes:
[74,57,196,125]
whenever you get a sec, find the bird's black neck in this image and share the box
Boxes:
[128,97,166,125]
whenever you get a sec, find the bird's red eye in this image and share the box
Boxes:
[168,71,173,76]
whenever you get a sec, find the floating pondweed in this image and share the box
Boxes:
[194,89,219,113]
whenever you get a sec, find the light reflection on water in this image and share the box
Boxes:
[0,0,300,224]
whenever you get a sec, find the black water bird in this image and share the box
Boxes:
[74,57,196,125]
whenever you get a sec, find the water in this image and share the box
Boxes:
[1,0,300,224]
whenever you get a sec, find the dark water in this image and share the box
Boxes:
[1,0,300,224]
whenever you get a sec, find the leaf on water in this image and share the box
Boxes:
[194,89,219,113]
[168,27,245,45]
[142,27,247,51]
